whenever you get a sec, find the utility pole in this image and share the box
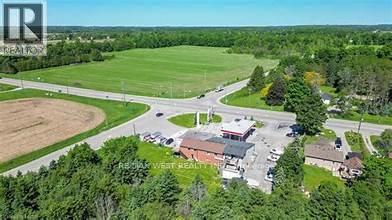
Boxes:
[66,79,69,95]
[121,81,126,105]
[204,70,207,92]
[170,82,173,98]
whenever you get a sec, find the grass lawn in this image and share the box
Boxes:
[1,46,278,98]
[0,83,17,92]
[0,89,149,173]
[224,87,392,126]
[320,86,339,98]
[168,113,222,128]
[334,111,392,126]
[345,131,369,156]
[304,165,345,192]
[137,141,220,190]
[222,87,284,112]
[305,128,337,144]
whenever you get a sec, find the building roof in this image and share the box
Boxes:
[347,152,363,160]
[180,138,225,154]
[221,119,256,136]
[179,131,216,141]
[321,93,333,101]
[343,157,363,170]
[208,137,254,158]
[305,139,345,163]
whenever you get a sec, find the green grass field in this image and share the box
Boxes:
[304,165,345,192]
[137,141,220,190]
[0,83,17,92]
[168,113,222,128]
[222,87,284,112]
[305,128,337,145]
[345,131,369,156]
[0,89,149,173]
[2,46,278,98]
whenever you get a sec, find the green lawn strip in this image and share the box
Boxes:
[303,165,345,192]
[305,128,337,144]
[168,113,222,128]
[333,111,392,126]
[320,86,339,98]
[344,131,369,156]
[137,142,220,190]
[224,88,392,126]
[1,46,279,98]
[0,89,149,173]
[0,83,17,92]
[222,87,284,112]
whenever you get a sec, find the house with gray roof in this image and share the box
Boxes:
[305,139,345,175]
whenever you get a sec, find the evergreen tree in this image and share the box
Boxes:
[284,78,311,112]
[295,92,327,135]
[266,77,286,106]
[247,65,265,93]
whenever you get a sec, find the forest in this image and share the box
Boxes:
[1,137,391,219]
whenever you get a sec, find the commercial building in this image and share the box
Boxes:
[179,135,255,170]
[179,138,225,165]
[221,119,256,142]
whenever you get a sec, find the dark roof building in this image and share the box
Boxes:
[207,137,255,158]
[305,139,345,163]
[321,93,333,101]
[180,138,225,154]
[343,157,363,170]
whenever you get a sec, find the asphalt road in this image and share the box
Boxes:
[1,77,391,176]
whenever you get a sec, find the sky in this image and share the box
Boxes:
[48,0,392,26]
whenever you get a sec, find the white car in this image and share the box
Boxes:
[267,154,280,162]
[270,148,284,156]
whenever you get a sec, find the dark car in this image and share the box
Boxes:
[335,137,342,147]
[197,94,205,99]
[165,138,174,145]
[155,112,164,117]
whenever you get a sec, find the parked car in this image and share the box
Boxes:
[267,154,280,162]
[270,148,284,156]
[159,137,168,145]
[264,167,274,182]
[155,112,164,117]
[215,86,224,92]
[150,132,162,142]
[197,94,205,99]
[165,138,174,145]
[335,137,343,148]
[140,132,151,141]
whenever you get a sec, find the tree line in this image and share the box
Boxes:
[1,136,390,219]
[2,26,391,73]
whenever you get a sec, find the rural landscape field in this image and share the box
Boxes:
[4,46,278,98]
[0,0,391,218]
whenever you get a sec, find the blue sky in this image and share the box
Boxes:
[48,0,392,26]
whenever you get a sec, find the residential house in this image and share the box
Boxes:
[305,139,345,175]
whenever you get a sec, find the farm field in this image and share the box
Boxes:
[0,98,105,162]
[0,89,149,172]
[1,46,278,98]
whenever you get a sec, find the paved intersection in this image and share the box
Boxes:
[1,77,390,176]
